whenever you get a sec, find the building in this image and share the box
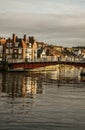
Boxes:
[2,34,38,62]
[0,38,6,61]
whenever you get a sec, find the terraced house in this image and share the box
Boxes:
[2,34,37,62]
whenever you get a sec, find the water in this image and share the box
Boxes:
[0,66,85,130]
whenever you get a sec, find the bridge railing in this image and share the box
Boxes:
[7,57,85,63]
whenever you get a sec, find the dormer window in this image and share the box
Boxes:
[6,42,12,47]
[15,42,19,47]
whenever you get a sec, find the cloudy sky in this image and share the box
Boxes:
[0,0,85,47]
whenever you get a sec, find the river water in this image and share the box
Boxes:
[0,65,85,130]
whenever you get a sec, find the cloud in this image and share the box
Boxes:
[0,13,85,47]
[0,0,85,14]
[0,0,85,47]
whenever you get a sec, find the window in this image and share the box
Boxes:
[15,42,19,47]
[6,42,12,47]
[26,48,32,53]
[14,54,18,59]
[10,49,13,54]
[6,49,9,54]
[29,43,32,48]
[0,45,3,53]
[6,55,12,59]
[19,49,22,54]
[18,55,22,59]
[13,49,18,53]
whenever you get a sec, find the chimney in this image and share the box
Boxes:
[23,34,27,42]
[13,33,16,43]
[29,36,35,43]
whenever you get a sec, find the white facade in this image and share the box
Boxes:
[26,48,32,59]
[40,49,46,58]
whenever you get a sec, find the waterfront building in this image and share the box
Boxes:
[2,34,38,62]
[81,49,85,57]
[0,45,3,61]
[0,38,6,61]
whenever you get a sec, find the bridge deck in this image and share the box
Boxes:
[8,58,85,69]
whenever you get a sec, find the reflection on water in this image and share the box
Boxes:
[0,65,85,130]
[1,72,44,99]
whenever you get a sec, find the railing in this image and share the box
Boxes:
[7,57,85,64]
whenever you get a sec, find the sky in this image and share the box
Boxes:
[0,0,85,47]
